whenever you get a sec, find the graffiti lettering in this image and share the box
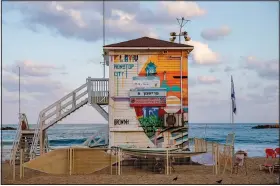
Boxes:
[114,119,130,125]
[114,64,135,78]
[143,107,159,117]
[129,89,166,97]
[114,71,125,77]
[143,92,159,96]
[114,64,134,69]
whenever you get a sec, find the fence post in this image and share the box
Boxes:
[117,148,120,175]
[69,148,72,175]
[110,149,112,175]
[166,150,169,175]
[120,149,122,175]
[212,143,215,174]
[20,149,23,179]
[194,138,196,152]
[115,149,118,175]
[231,146,233,174]
[72,148,75,174]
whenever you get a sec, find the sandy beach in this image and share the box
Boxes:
[1,157,278,184]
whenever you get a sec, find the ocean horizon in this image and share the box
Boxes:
[1,123,279,161]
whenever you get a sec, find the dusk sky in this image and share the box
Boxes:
[1,1,279,124]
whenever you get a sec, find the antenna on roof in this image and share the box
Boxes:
[169,17,191,44]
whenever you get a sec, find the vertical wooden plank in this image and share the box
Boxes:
[216,144,219,175]
[72,148,75,175]
[20,149,23,179]
[120,149,122,175]
[69,148,72,175]
[13,155,16,180]
[110,149,112,175]
[212,143,215,174]
[118,148,120,175]
[230,146,233,174]
[166,150,169,175]
[115,149,118,175]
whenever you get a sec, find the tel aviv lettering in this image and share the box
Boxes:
[114,119,129,125]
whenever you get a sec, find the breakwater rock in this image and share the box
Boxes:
[1,127,16,130]
[252,124,279,129]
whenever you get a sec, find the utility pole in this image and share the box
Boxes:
[100,0,106,78]
[169,17,191,44]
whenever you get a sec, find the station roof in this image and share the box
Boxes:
[103,37,193,50]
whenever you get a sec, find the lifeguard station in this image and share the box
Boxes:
[10,36,193,162]
[10,33,202,176]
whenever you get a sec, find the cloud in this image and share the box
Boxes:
[2,88,43,104]
[242,56,279,80]
[4,1,205,42]
[209,68,217,73]
[201,25,231,41]
[4,60,63,77]
[263,84,279,98]
[247,82,260,89]
[197,76,220,84]
[187,40,220,65]
[224,66,234,72]
[2,72,64,94]
[160,1,206,18]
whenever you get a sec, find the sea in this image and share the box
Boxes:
[1,123,279,161]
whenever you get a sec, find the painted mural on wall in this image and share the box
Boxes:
[131,54,188,142]
[112,52,189,147]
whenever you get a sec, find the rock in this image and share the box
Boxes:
[1,127,16,130]
[252,124,279,129]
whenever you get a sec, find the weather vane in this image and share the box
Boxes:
[169,17,191,44]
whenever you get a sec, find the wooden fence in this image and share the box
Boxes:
[18,148,118,179]
[16,139,234,180]
[192,138,234,175]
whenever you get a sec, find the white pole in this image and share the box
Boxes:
[18,66,21,117]
[180,55,183,118]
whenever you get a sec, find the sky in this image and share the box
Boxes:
[1,1,279,124]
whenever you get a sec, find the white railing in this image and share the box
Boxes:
[29,117,40,159]
[9,115,22,165]
[87,77,109,105]
[82,128,108,147]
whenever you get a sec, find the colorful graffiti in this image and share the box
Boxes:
[129,53,188,142]
[113,55,138,95]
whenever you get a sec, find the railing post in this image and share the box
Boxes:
[72,92,76,109]
[87,77,92,105]
[40,113,45,155]
[56,102,61,118]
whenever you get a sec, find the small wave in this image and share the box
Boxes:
[1,141,14,145]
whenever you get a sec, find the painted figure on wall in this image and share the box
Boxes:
[145,61,157,76]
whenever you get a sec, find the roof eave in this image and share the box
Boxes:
[103,46,194,50]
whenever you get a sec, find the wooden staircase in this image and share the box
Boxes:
[13,131,47,165]
[10,114,50,166]
[29,78,109,159]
